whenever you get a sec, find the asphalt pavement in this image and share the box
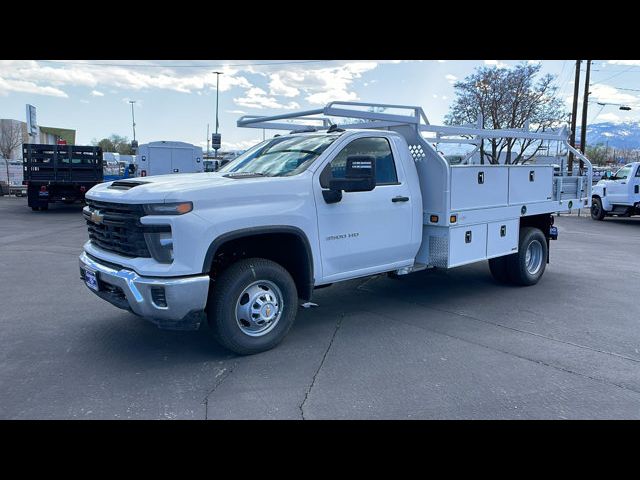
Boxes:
[1,195,639,419]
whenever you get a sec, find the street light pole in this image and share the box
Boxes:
[129,100,136,142]
[212,71,223,157]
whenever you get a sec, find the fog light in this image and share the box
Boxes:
[151,287,167,308]
[450,214,457,223]
[430,215,439,223]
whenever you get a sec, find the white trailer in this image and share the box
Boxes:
[136,141,203,177]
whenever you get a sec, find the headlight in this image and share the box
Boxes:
[144,231,173,263]
[143,202,193,215]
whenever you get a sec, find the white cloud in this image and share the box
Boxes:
[432,94,439,98]
[437,60,447,63]
[0,77,68,97]
[80,99,90,104]
[226,109,247,114]
[589,84,638,105]
[445,74,457,84]
[597,112,623,123]
[234,87,300,110]
[484,60,508,68]
[91,90,104,96]
[256,62,378,106]
[0,60,253,96]
[268,73,300,97]
[607,60,640,66]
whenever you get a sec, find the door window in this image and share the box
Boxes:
[613,165,631,180]
[320,137,398,187]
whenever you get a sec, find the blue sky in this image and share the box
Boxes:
[2,60,640,151]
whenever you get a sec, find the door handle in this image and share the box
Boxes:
[392,196,409,202]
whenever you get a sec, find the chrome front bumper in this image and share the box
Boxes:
[79,251,210,330]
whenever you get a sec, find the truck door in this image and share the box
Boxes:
[313,136,414,282]
[633,164,640,202]
[171,148,194,174]
[608,164,633,205]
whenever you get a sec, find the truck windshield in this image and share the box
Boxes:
[218,134,340,177]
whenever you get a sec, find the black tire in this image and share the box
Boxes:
[207,258,298,355]
[591,197,605,220]
[488,256,510,283]
[40,204,49,211]
[505,227,547,286]
[31,206,40,211]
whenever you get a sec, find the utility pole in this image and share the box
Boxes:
[579,60,592,172]
[207,123,210,156]
[568,60,581,175]
[212,71,223,158]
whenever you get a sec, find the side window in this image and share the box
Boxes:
[636,166,640,177]
[616,166,631,180]
[320,137,398,188]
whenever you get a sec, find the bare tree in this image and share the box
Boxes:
[0,120,25,183]
[445,63,568,164]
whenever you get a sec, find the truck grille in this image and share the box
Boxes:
[84,200,169,258]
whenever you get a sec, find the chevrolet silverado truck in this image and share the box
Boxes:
[591,162,640,220]
[79,102,592,355]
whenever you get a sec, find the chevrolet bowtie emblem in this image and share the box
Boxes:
[265,306,271,316]
[91,210,104,224]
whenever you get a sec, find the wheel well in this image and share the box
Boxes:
[520,213,551,236]
[206,231,314,301]
[520,214,552,263]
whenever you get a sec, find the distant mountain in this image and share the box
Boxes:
[577,122,640,150]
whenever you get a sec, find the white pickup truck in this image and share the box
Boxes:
[79,102,592,354]
[591,162,640,220]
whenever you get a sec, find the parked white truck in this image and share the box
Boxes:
[591,162,640,220]
[79,102,592,354]
[135,141,203,177]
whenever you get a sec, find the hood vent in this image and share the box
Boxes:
[109,180,149,190]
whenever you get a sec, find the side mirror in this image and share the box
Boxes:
[330,155,376,191]
[322,155,376,204]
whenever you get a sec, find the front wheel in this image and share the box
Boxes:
[207,258,298,355]
[505,227,548,286]
[591,197,605,220]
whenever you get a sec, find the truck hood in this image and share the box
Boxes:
[86,172,276,203]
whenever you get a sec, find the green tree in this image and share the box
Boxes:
[92,134,134,154]
[445,63,568,164]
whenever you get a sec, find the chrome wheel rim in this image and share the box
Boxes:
[525,240,543,275]
[235,280,283,337]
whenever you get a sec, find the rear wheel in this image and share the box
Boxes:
[31,206,40,211]
[591,197,605,220]
[506,227,547,286]
[207,258,298,355]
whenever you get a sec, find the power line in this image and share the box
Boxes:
[591,66,636,85]
[38,60,336,69]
